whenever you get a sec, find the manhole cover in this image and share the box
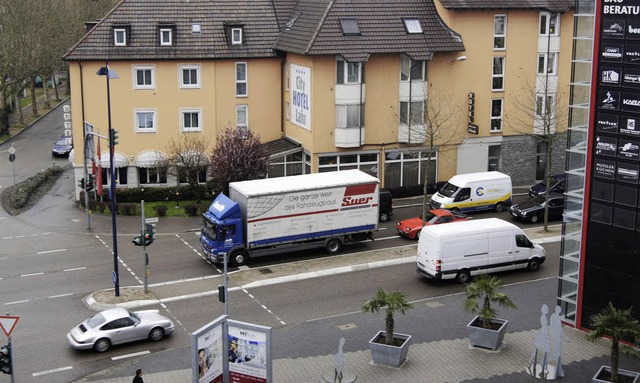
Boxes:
[338,323,358,330]
[425,301,444,308]
[258,268,273,274]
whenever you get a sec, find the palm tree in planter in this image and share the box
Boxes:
[587,302,640,383]
[362,288,414,367]
[464,274,516,350]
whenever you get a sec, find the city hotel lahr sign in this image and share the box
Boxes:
[579,0,640,328]
[468,92,478,134]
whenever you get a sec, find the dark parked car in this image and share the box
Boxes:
[509,194,564,224]
[52,134,73,157]
[379,190,393,222]
[529,174,566,197]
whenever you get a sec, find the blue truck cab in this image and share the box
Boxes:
[200,193,243,263]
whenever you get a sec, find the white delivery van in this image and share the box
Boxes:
[429,171,512,213]
[416,218,545,283]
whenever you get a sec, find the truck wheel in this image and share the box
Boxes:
[231,250,249,267]
[456,270,471,284]
[379,212,389,222]
[325,239,342,254]
[527,258,541,271]
[494,202,505,213]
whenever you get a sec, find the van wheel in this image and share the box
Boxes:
[456,270,471,284]
[529,215,539,224]
[231,249,249,267]
[494,202,505,213]
[379,212,389,222]
[325,239,342,254]
[527,258,541,271]
[415,230,421,240]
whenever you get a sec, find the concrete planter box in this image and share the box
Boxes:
[466,316,508,350]
[592,366,640,383]
[368,331,412,367]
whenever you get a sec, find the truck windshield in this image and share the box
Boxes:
[439,182,459,197]
[201,218,218,240]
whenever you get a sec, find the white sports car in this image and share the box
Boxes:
[67,307,175,352]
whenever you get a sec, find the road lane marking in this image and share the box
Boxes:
[36,249,67,255]
[64,267,86,272]
[32,366,73,377]
[111,350,150,360]
[5,300,28,305]
[21,272,44,277]
[49,293,73,299]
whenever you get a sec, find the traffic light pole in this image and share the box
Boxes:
[141,200,149,293]
[106,68,120,298]
[82,134,91,231]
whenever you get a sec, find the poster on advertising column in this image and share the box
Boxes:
[290,63,311,131]
[228,320,272,383]
[192,315,226,383]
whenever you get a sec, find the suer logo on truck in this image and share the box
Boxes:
[342,196,373,207]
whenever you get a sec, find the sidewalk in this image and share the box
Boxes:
[73,225,640,383]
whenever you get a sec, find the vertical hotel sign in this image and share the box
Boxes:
[290,64,311,131]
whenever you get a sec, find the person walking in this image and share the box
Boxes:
[133,368,144,383]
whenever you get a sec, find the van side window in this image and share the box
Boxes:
[455,188,471,202]
[515,234,532,248]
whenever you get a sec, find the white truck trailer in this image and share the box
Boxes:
[200,170,379,266]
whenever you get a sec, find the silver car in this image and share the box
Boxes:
[67,307,175,352]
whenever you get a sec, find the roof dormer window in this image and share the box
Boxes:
[231,27,243,45]
[114,28,127,46]
[339,18,360,36]
[403,18,423,34]
[159,27,173,46]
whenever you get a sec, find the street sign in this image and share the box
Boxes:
[0,316,19,337]
[112,271,117,284]
[7,146,15,155]
[8,154,15,162]
[144,217,159,223]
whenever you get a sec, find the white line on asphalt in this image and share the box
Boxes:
[5,300,28,305]
[2,236,12,239]
[36,249,67,255]
[0,216,6,220]
[111,350,150,360]
[49,293,73,299]
[148,274,220,287]
[64,267,86,272]
[0,257,6,260]
[32,366,73,377]
[21,272,44,277]
[15,235,26,238]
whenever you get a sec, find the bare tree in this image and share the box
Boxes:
[507,76,569,232]
[158,134,211,202]
[209,126,269,195]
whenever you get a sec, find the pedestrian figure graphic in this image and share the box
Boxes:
[334,337,345,383]
[529,304,550,378]
[549,305,565,378]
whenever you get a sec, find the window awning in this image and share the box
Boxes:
[97,151,129,168]
[135,150,167,168]
[263,137,302,159]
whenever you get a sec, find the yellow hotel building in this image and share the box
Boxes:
[64,0,574,195]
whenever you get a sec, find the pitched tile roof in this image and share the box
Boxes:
[438,0,574,12]
[275,0,465,62]
[64,0,282,61]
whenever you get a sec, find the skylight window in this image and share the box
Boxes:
[285,12,301,30]
[404,19,422,34]
[339,18,360,36]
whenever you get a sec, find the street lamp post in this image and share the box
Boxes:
[98,63,120,297]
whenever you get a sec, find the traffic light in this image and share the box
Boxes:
[109,129,119,146]
[144,223,156,246]
[78,177,85,190]
[218,285,226,303]
[0,343,11,375]
[86,174,95,192]
[132,235,144,246]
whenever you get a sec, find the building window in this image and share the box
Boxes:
[236,105,248,130]
[400,55,425,81]
[336,58,363,84]
[384,150,436,188]
[160,28,172,46]
[268,152,304,178]
[403,18,423,34]
[180,65,200,88]
[231,27,243,45]
[178,167,207,184]
[318,152,379,178]
[488,145,501,171]
[339,18,360,35]
[135,110,156,132]
[400,101,424,125]
[336,104,362,129]
[181,109,201,132]
[114,28,126,46]
[540,12,559,36]
[536,94,555,116]
[490,99,503,132]
[537,52,558,75]
[494,15,506,50]
[492,57,505,91]
[102,167,128,186]
[139,167,167,184]
[236,62,247,97]
[133,66,154,89]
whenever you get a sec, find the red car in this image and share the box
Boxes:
[396,209,470,239]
